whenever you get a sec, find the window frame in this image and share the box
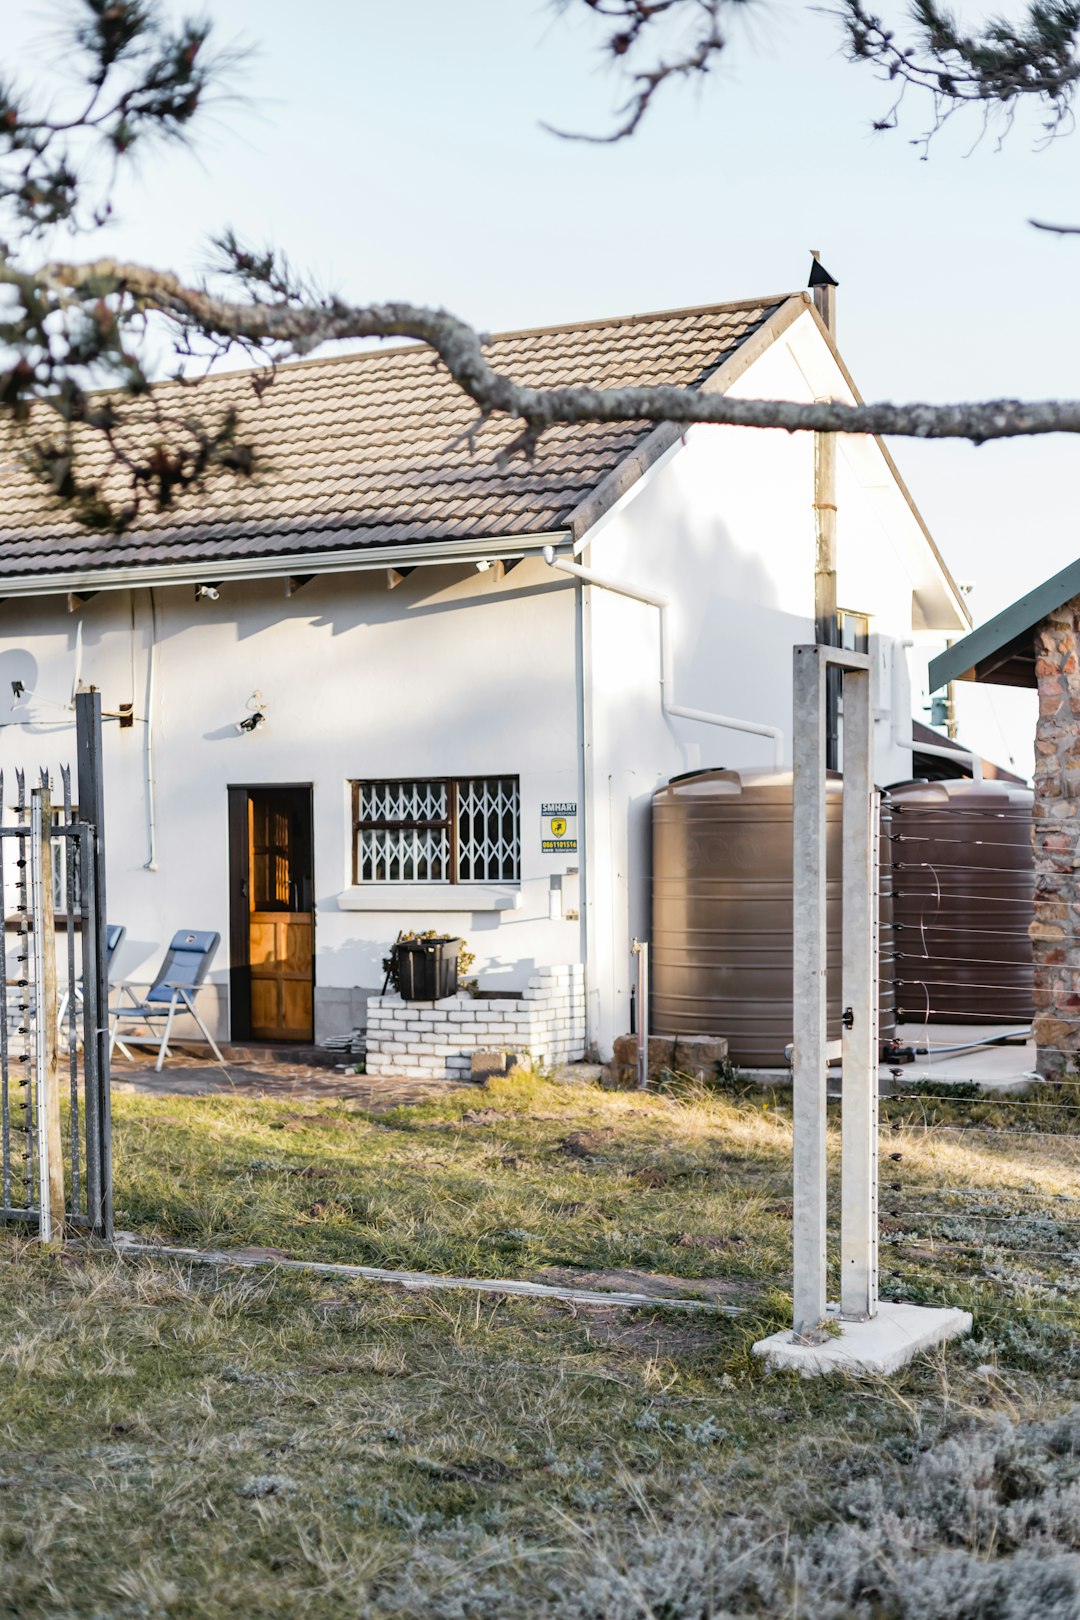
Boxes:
[351,776,520,887]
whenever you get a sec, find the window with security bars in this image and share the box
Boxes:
[352,777,520,885]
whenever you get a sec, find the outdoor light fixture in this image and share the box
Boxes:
[475,559,520,582]
[195,583,221,601]
[235,690,267,734]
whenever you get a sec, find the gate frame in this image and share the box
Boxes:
[753,645,970,1375]
[0,692,111,1243]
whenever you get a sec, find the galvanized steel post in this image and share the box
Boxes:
[76,692,112,1237]
[30,787,64,1242]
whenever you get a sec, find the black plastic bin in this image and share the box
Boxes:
[394,936,461,1001]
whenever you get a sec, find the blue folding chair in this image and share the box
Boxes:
[57,923,126,1041]
[109,930,227,1073]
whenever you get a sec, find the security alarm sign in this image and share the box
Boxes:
[541,801,578,853]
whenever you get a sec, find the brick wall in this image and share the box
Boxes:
[364,964,586,1081]
[1033,600,1080,1076]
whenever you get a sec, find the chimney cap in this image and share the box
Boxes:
[808,252,838,289]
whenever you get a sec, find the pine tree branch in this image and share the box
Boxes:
[27,258,1080,444]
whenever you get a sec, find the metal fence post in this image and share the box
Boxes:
[792,645,828,1338]
[76,692,112,1237]
[30,788,64,1241]
[840,665,878,1320]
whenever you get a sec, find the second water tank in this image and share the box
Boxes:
[889,777,1034,1025]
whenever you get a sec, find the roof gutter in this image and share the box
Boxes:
[0,529,572,601]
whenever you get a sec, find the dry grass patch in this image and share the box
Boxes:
[0,1073,1077,1613]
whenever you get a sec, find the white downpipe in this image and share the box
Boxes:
[544,547,785,769]
[893,639,982,782]
[144,588,159,870]
[69,618,84,705]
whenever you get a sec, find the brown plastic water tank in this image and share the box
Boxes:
[650,768,895,1068]
[889,778,1034,1025]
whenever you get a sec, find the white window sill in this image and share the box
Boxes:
[337,884,522,913]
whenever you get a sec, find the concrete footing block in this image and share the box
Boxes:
[471,1049,518,1083]
[752,1299,972,1378]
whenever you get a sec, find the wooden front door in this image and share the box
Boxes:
[228,786,314,1041]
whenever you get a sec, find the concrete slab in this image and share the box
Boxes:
[742,1024,1039,1096]
[881,1022,1037,1094]
[752,1299,972,1377]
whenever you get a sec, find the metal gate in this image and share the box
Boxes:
[1,694,111,1241]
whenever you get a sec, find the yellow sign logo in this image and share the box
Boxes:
[550,817,567,838]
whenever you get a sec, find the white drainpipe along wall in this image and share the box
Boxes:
[543,547,785,767]
[892,639,982,781]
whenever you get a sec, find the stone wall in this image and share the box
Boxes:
[365,964,586,1081]
[1033,600,1080,1076]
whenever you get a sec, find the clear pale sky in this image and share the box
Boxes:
[9,0,1077,767]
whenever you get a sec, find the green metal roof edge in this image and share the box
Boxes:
[928,555,1080,691]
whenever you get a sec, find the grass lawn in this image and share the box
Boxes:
[4,1071,1080,1616]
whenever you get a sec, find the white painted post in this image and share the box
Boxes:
[632,939,650,1090]
[839,664,878,1321]
[756,645,972,1373]
[792,645,828,1339]
[792,644,876,1340]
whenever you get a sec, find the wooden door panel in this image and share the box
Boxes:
[249,920,279,966]
[250,980,280,1036]
[281,920,312,973]
[281,979,313,1033]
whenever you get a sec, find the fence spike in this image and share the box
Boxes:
[60,764,71,819]
[15,769,24,815]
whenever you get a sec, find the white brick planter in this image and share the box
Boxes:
[365,965,586,1080]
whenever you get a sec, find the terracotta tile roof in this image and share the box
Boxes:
[0,294,793,579]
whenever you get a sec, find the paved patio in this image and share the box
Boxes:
[108,1043,473,1109]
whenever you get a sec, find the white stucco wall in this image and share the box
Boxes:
[0,560,584,1039]
[573,318,967,1053]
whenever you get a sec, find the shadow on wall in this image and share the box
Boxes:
[0,648,68,741]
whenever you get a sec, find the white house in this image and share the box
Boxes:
[0,286,969,1060]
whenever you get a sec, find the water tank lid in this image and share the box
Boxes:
[888,777,1032,809]
[654,766,842,802]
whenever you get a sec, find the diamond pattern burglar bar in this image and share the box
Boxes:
[457,778,520,882]
[353,777,520,884]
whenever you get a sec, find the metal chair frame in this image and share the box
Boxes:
[58,923,125,1039]
[109,930,228,1074]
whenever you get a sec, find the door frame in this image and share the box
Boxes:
[227,782,315,1042]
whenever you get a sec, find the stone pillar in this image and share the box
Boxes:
[1032,600,1080,1076]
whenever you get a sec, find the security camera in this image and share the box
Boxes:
[235,711,265,734]
[195,583,220,602]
